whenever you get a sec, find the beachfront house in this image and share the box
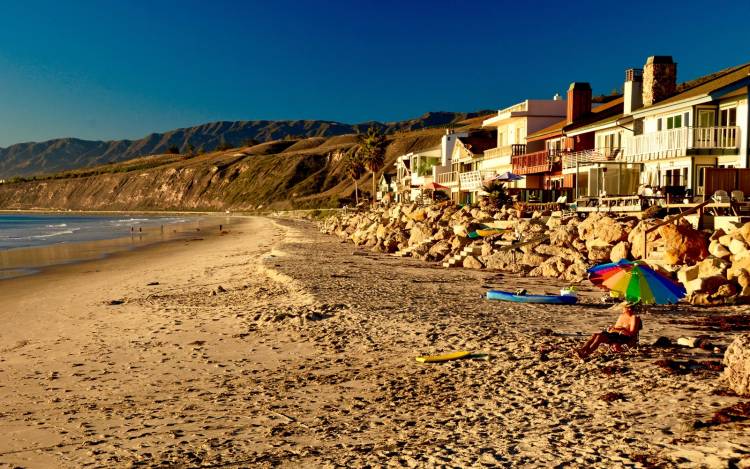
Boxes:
[515,83,629,201]
[448,131,497,204]
[561,87,641,199]
[618,57,749,197]
[393,147,442,202]
[432,128,468,195]
[480,98,567,194]
[377,172,396,201]
[564,56,749,199]
[393,129,469,203]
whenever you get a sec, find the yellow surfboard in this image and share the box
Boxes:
[415,351,472,363]
[476,228,509,237]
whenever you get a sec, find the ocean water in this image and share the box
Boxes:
[0,214,192,250]
[0,213,208,279]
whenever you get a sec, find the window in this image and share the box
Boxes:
[666,115,682,129]
[634,118,644,135]
[697,109,715,127]
[657,119,662,131]
[720,108,737,126]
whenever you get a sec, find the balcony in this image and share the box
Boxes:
[562,149,618,170]
[459,170,497,191]
[512,150,554,175]
[435,171,458,186]
[484,144,527,162]
[623,126,740,162]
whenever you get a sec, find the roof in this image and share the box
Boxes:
[532,61,750,137]
[526,97,624,142]
[721,85,749,100]
[651,62,750,107]
[457,131,497,155]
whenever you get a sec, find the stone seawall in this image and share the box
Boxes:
[321,200,750,306]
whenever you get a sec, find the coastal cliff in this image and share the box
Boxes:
[0,127,457,211]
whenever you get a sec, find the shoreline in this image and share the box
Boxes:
[0,212,239,281]
[0,216,748,467]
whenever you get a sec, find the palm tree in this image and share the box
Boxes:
[356,127,386,205]
[344,149,365,205]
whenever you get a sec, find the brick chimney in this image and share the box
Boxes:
[642,56,677,106]
[623,68,643,114]
[567,82,592,124]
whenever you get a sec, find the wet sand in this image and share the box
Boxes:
[0,216,749,467]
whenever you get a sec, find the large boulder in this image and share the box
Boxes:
[433,227,452,241]
[528,256,569,278]
[658,222,708,265]
[628,220,661,259]
[515,219,548,239]
[738,223,750,244]
[427,240,452,261]
[698,257,731,279]
[728,238,750,256]
[563,261,589,282]
[519,252,547,267]
[408,224,433,247]
[728,256,750,282]
[409,207,427,222]
[463,255,484,269]
[677,264,700,286]
[577,214,628,244]
[586,239,613,263]
[737,271,750,297]
[451,235,471,253]
[684,275,730,296]
[534,244,583,262]
[484,250,519,271]
[708,240,731,259]
[549,225,578,247]
[722,334,750,396]
[610,241,630,263]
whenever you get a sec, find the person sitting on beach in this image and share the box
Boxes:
[575,303,642,359]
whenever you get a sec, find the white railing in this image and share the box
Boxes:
[459,170,496,191]
[693,126,739,148]
[623,126,739,161]
[435,171,458,185]
[562,149,618,169]
[483,146,510,160]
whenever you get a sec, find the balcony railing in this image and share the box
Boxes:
[459,170,497,191]
[435,171,458,186]
[484,144,527,161]
[623,126,740,161]
[512,150,555,175]
[562,149,619,169]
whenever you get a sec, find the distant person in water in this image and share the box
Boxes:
[575,303,642,359]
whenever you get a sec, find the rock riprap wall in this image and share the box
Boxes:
[322,201,750,305]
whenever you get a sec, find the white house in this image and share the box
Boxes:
[393,129,468,202]
[480,97,567,185]
[619,57,749,195]
[564,56,750,198]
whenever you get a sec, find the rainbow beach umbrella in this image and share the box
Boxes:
[587,259,686,305]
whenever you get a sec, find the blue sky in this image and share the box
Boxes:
[0,0,749,147]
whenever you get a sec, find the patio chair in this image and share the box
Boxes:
[712,190,731,204]
[731,190,745,202]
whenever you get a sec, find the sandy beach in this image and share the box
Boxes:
[1,216,749,468]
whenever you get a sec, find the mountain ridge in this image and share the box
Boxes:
[0,111,491,178]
